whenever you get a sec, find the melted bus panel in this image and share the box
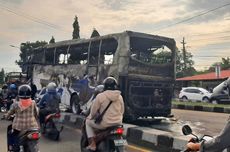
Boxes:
[31,31,176,121]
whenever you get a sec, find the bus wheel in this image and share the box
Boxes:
[71,95,81,114]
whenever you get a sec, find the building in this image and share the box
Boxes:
[174,69,230,97]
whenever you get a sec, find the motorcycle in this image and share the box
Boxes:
[1,116,40,152]
[80,85,127,152]
[40,112,63,141]
[181,125,228,152]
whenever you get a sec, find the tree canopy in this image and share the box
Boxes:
[176,47,196,78]
[15,41,47,73]
[49,36,55,43]
[90,28,100,38]
[0,68,5,84]
[72,16,80,39]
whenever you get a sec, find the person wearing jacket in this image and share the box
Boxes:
[85,77,124,151]
[6,83,18,110]
[4,84,39,151]
[38,82,60,125]
[187,77,230,152]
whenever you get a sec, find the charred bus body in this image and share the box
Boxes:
[31,31,176,121]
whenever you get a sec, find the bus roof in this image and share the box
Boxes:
[39,31,175,49]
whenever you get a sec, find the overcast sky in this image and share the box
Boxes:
[0,0,230,73]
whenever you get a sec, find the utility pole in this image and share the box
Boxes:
[181,37,186,70]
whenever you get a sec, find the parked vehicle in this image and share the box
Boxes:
[40,112,63,141]
[181,125,227,152]
[1,116,40,152]
[179,87,212,102]
[210,80,230,104]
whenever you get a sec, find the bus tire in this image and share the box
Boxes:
[70,95,81,114]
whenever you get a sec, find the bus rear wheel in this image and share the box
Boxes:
[71,95,81,114]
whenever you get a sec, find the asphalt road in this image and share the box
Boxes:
[0,113,154,152]
[131,109,229,138]
[1,109,227,152]
[171,109,229,136]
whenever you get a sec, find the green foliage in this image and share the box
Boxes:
[49,36,55,44]
[90,28,100,38]
[15,41,47,73]
[176,47,196,78]
[198,57,230,73]
[0,68,5,84]
[220,57,230,70]
[72,16,80,39]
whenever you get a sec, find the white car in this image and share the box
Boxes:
[179,87,212,102]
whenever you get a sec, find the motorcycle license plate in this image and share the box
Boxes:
[114,139,127,146]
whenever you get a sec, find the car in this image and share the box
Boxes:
[210,81,230,104]
[179,87,212,102]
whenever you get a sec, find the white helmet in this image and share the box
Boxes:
[47,82,57,92]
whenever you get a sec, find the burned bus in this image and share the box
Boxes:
[31,31,176,121]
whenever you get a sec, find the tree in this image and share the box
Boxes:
[72,16,80,39]
[176,47,196,78]
[90,28,100,38]
[15,41,47,73]
[205,57,230,72]
[220,57,230,70]
[49,36,55,44]
[0,68,5,84]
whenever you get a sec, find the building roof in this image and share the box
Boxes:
[176,69,230,81]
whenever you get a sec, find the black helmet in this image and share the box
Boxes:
[103,77,118,90]
[18,84,32,99]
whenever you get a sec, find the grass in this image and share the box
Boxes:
[172,100,230,108]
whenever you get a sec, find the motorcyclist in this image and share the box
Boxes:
[85,77,124,151]
[3,84,39,151]
[6,83,18,110]
[187,77,230,152]
[38,82,60,126]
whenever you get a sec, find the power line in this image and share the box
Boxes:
[193,55,230,58]
[153,2,230,32]
[0,2,70,34]
[188,35,230,42]
[189,30,230,37]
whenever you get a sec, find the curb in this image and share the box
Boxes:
[172,104,230,114]
[60,113,190,152]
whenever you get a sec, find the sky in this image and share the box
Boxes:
[0,0,230,73]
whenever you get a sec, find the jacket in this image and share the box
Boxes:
[39,90,60,113]
[200,116,230,152]
[6,99,39,131]
[88,90,124,128]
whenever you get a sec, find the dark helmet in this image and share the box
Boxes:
[18,84,32,99]
[103,77,118,90]
[2,84,8,89]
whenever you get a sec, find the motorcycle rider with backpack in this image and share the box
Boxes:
[3,84,40,151]
[186,77,230,152]
[38,82,60,128]
[85,77,124,151]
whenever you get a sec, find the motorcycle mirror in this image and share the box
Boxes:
[182,125,192,135]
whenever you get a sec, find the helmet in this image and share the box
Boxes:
[103,77,118,90]
[18,84,31,99]
[2,84,8,89]
[9,83,17,90]
[47,82,57,92]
